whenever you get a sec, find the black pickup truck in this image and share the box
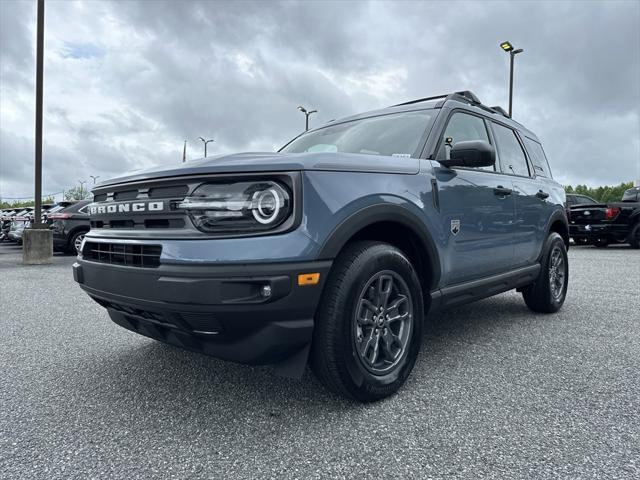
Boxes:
[569,186,640,248]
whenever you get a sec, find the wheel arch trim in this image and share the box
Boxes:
[317,203,441,289]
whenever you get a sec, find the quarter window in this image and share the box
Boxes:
[523,137,552,178]
[437,112,494,171]
[492,123,530,177]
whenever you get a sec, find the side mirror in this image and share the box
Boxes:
[439,140,496,168]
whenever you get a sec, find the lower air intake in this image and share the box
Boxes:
[82,241,162,268]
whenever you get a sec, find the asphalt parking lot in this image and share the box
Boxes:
[1,242,638,479]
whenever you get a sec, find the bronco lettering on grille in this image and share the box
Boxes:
[89,201,164,215]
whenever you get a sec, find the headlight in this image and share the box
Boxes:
[178,181,292,233]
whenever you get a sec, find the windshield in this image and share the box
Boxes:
[281,110,435,158]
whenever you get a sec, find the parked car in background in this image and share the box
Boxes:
[73,90,569,402]
[0,209,18,242]
[569,186,640,248]
[7,208,34,244]
[566,194,599,244]
[49,200,92,254]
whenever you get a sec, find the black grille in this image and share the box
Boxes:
[114,190,138,201]
[83,241,162,268]
[149,185,189,198]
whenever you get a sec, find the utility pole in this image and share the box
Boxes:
[182,140,187,162]
[23,0,52,264]
[33,0,45,228]
[500,41,524,118]
[198,137,214,157]
[297,106,317,131]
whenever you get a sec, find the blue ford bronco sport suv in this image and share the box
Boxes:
[74,91,569,402]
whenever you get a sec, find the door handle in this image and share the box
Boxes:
[493,186,513,196]
[536,190,550,199]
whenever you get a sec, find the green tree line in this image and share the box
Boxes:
[0,186,90,209]
[564,182,634,203]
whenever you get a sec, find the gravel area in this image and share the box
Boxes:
[1,242,638,479]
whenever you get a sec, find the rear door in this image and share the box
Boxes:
[432,110,516,285]
[491,126,555,266]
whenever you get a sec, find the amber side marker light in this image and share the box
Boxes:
[298,273,320,286]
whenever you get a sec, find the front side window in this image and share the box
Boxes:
[523,137,552,178]
[436,112,494,171]
[280,110,435,158]
[492,123,530,177]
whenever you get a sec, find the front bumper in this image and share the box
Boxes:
[73,257,331,366]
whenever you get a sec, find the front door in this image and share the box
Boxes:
[433,111,516,286]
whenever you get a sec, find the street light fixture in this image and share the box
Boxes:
[297,105,317,131]
[500,40,524,118]
[89,175,100,185]
[198,137,215,157]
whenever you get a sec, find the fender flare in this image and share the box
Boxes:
[541,208,570,257]
[317,203,441,289]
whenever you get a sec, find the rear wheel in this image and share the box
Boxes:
[629,223,640,249]
[311,241,423,402]
[522,232,568,313]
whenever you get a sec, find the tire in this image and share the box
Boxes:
[68,230,87,255]
[592,238,609,248]
[573,237,589,246]
[522,232,568,313]
[311,241,424,402]
[629,223,640,249]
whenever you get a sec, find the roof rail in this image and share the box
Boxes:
[390,93,450,107]
[490,106,509,118]
[389,90,483,108]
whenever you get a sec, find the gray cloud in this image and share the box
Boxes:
[1,0,639,201]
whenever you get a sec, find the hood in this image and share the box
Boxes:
[95,152,420,187]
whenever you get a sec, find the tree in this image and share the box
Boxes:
[64,186,92,201]
[564,182,634,203]
[0,196,55,209]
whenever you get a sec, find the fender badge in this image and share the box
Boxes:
[451,219,460,236]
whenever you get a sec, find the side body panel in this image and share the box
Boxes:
[431,164,516,285]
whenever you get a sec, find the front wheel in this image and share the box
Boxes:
[311,241,423,402]
[522,232,568,313]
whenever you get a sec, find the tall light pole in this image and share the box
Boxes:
[198,137,214,157]
[89,175,100,185]
[297,106,317,131]
[500,41,524,118]
[78,180,87,199]
[33,0,45,228]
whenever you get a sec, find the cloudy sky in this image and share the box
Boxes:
[1,0,639,201]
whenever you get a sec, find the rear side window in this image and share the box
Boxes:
[437,112,494,171]
[523,137,552,178]
[492,123,530,177]
[622,189,639,202]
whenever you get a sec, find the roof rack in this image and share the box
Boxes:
[390,91,514,119]
[390,90,483,108]
[490,106,509,118]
